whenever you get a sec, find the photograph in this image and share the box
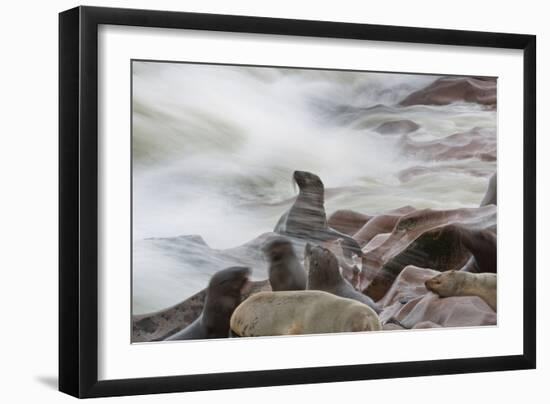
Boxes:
[1,0,542,402]
[131,61,497,342]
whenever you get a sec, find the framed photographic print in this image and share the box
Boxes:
[59,6,536,398]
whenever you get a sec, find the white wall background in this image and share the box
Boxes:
[0,0,545,402]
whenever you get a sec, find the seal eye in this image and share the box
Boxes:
[274,253,283,261]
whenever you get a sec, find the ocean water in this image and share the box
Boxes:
[132,61,496,314]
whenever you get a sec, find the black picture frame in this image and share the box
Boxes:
[59,5,536,399]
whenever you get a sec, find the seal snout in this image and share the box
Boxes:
[240,278,253,295]
[425,278,436,291]
[232,266,252,295]
[425,275,443,293]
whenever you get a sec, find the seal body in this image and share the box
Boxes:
[456,224,497,274]
[165,266,250,340]
[230,290,381,337]
[425,270,497,311]
[262,236,306,291]
[274,171,363,258]
[305,244,380,313]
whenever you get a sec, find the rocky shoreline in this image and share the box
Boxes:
[133,172,496,342]
[132,74,498,342]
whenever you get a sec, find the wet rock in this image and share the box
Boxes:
[397,164,493,183]
[399,77,496,107]
[399,127,496,162]
[353,212,411,247]
[374,119,420,135]
[327,209,371,236]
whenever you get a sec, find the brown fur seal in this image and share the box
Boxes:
[305,244,380,313]
[230,290,381,337]
[425,270,497,311]
[456,224,497,274]
[457,174,496,272]
[274,170,363,258]
[165,266,250,341]
[262,236,306,291]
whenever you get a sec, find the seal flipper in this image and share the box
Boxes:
[274,210,289,233]
[228,328,241,338]
[383,317,409,329]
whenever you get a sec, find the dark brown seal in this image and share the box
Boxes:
[274,170,363,258]
[305,244,380,313]
[164,266,250,341]
[457,225,497,274]
[458,173,497,273]
[262,236,306,291]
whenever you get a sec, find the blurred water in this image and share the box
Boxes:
[132,61,496,314]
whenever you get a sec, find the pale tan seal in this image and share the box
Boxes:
[425,270,497,311]
[230,290,381,337]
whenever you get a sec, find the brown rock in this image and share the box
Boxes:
[363,233,391,254]
[383,323,405,331]
[353,214,404,247]
[412,321,442,329]
[399,77,496,107]
[327,209,371,236]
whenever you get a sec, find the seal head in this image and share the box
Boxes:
[262,236,306,291]
[425,270,460,297]
[293,170,324,192]
[306,244,343,289]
